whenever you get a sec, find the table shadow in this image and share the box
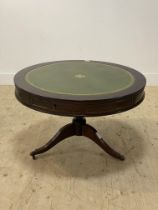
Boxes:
[11,117,146,179]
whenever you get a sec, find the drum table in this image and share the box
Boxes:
[14,60,146,160]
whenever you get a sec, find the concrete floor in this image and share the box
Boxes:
[0,86,158,210]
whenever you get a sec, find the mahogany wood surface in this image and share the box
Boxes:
[14,60,146,117]
[14,60,146,160]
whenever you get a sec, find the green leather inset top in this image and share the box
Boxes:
[25,61,135,96]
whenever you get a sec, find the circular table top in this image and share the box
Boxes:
[14,60,146,116]
[25,61,134,97]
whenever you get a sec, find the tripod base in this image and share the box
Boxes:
[30,117,125,161]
